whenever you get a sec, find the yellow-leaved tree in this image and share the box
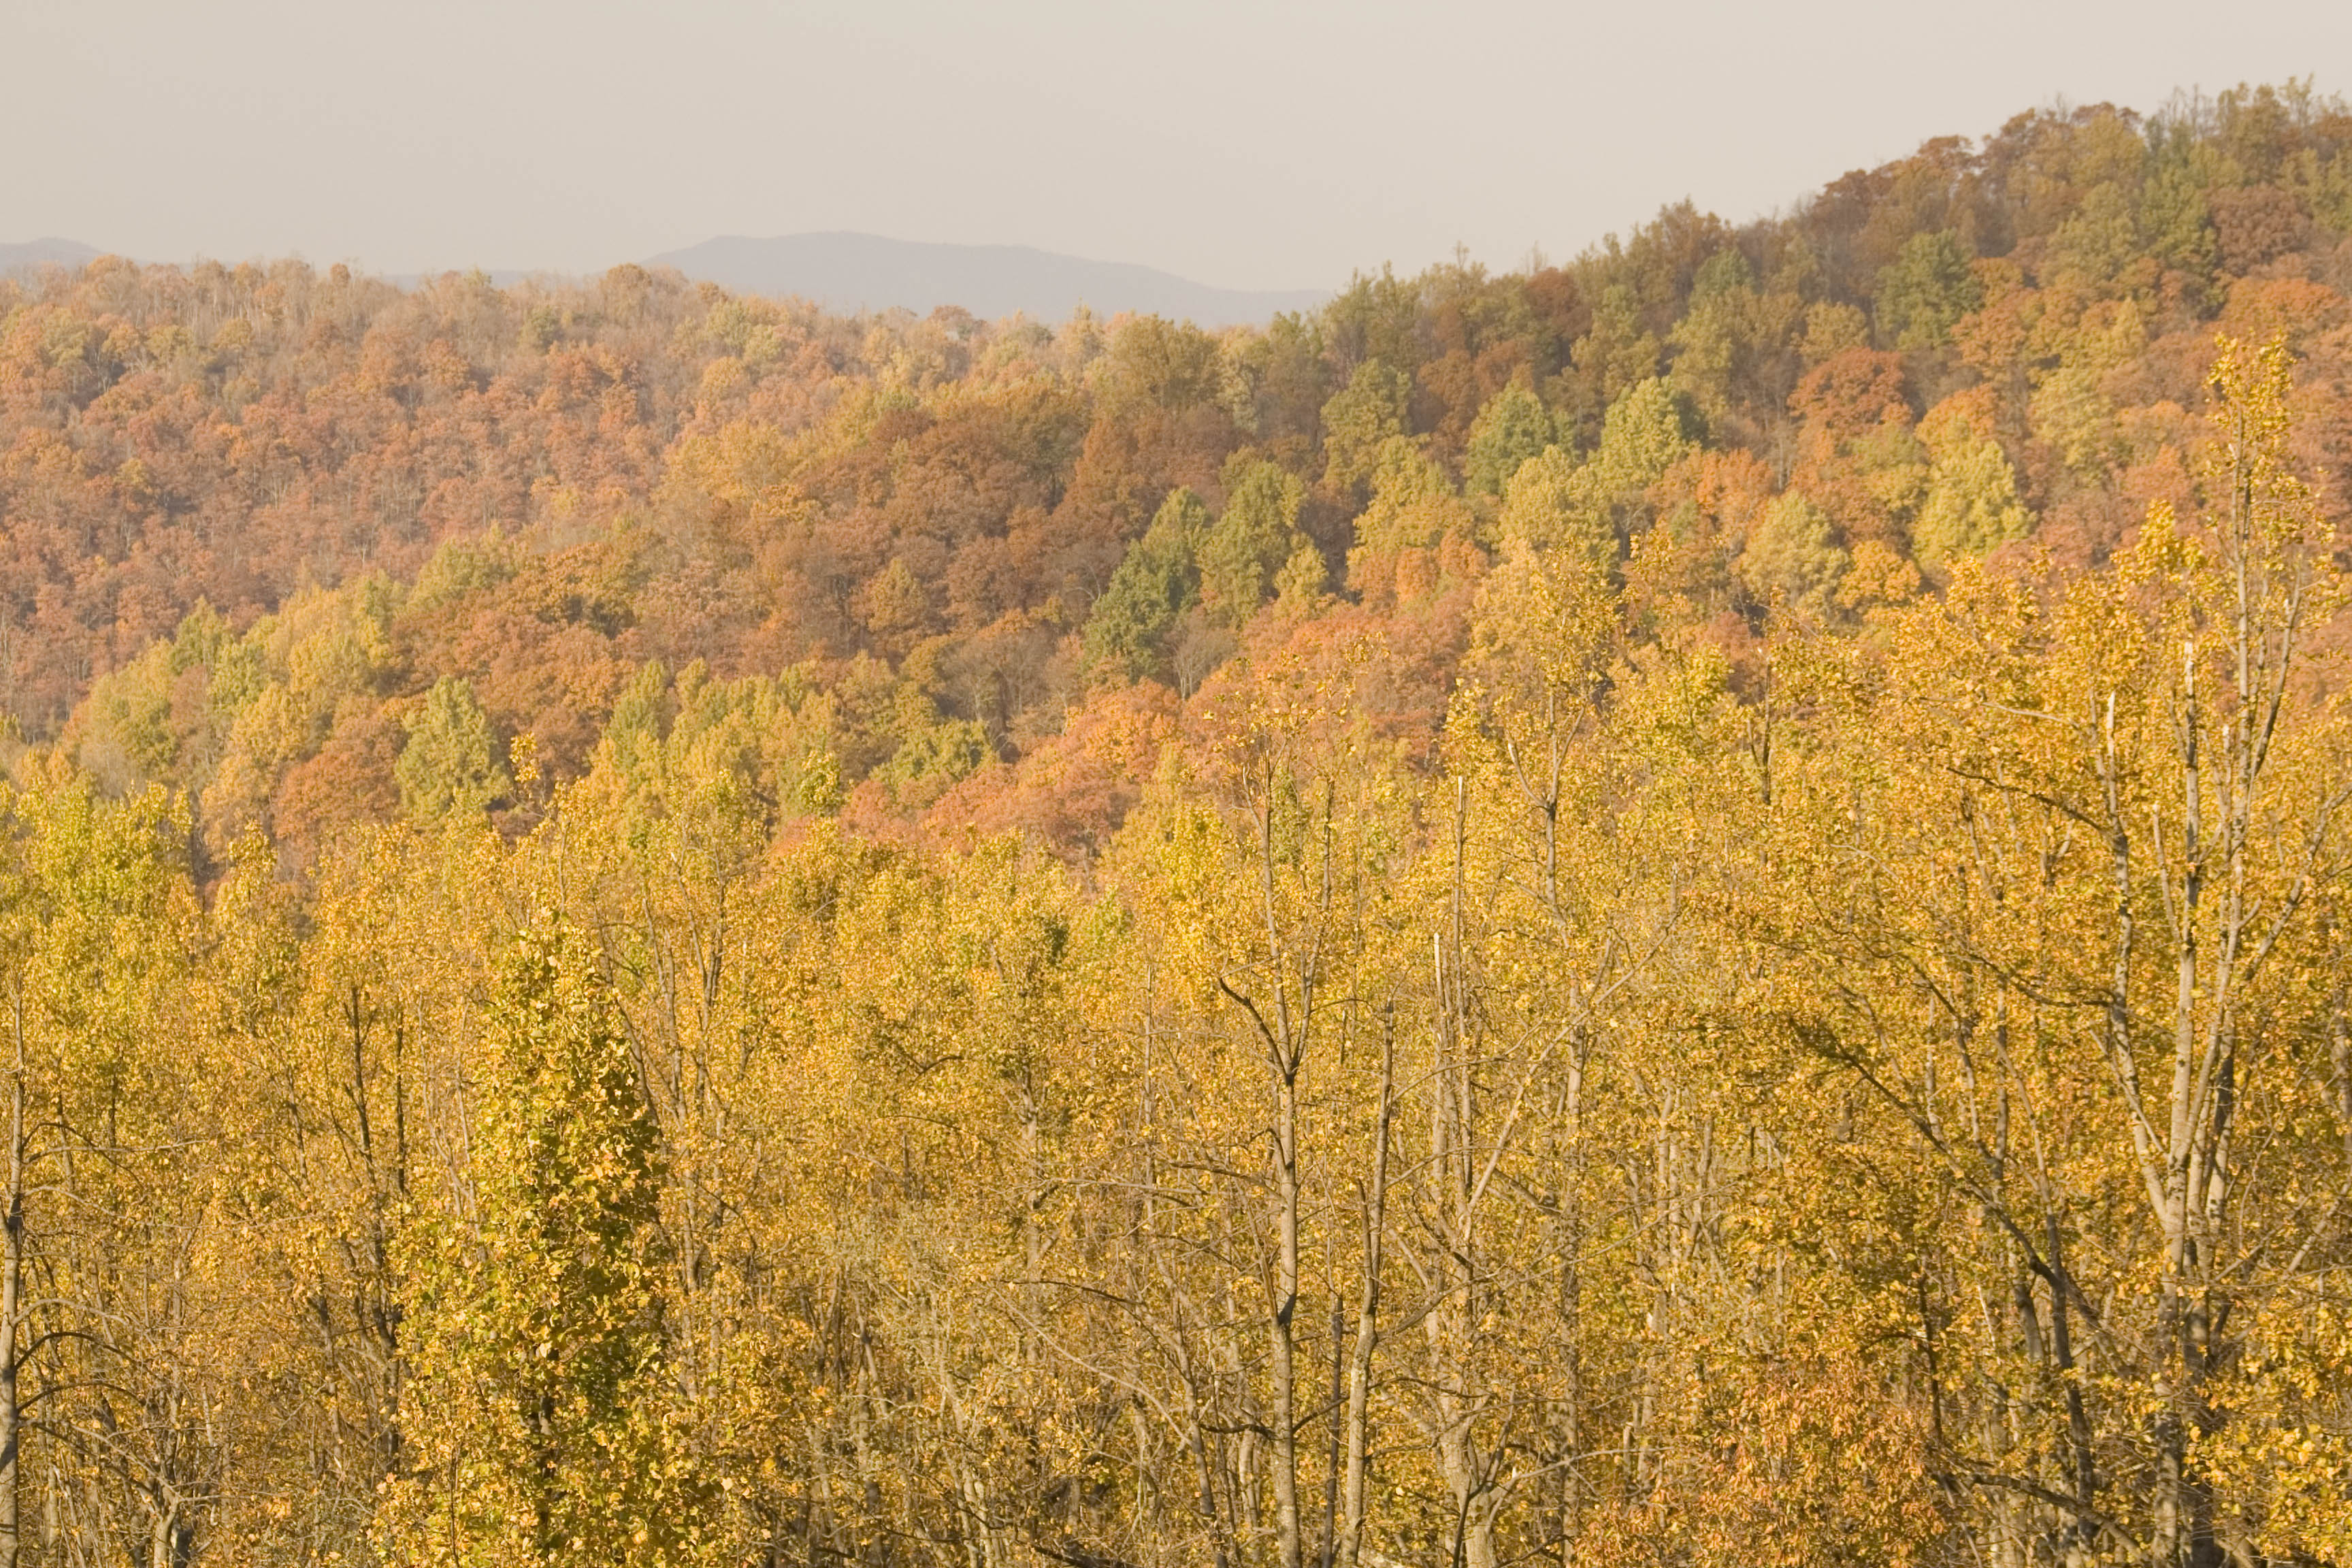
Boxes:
[1782,333,2352,1567]
[378,919,713,1567]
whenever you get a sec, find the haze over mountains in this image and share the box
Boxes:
[647,233,1329,325]
[0,237,99,274]
[4,232,1328,325]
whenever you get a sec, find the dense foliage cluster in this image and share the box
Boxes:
[0,83,2351,1567]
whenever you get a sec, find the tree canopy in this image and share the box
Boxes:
[0,79,2351,1568]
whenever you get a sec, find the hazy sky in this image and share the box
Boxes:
[6,0,2347,289]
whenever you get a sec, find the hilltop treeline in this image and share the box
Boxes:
[0,83,2349,1568]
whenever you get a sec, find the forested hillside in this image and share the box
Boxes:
[1,83,2351,1567]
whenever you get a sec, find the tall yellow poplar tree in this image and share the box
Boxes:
[378,919,712,1567]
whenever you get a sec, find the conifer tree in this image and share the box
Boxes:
[395,677,510,824]
[1463,381,1555,497]
[1198,459,1308,627]
[1082,490,1208,684]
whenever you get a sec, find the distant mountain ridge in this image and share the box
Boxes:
[6,234,1326,326]
[1,238,102,275]
[649,232,1328,327]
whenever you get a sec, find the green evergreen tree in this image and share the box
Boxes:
[1198,459,1309,626]
[1463,381,1556,497]
[1569,280,1662,399]
[1081,489,1208,683]
[396,676,511,822]
[1873,230,1982,350]
[1582,377,1699,499]
[1318,361,1411,491]
[1667,249,1763,419]
[1512,376,1701,565]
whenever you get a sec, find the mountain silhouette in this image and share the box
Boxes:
[649,232,1326,326]
[1,238,103,275]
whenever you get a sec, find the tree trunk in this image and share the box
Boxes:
[0,1040,22,1568]
[1271,1060,1303,1568]
[1335,1016,1393,1568]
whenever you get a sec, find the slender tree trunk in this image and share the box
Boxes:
[2045,1217,2096,1567]
[1550,1038,1585,1568]
[1319,1296,1341,1568]
[1234,785,1326,1568]
[1429,796,1497,1568]
[2157,643,2204,1568]
[1271,1060,1303,1568]
[0,1022,23,1568]
[1336,1016,1393,1568]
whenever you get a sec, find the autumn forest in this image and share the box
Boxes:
[4,82,2352,1568]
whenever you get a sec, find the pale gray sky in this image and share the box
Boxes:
[5,0,2347,290]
